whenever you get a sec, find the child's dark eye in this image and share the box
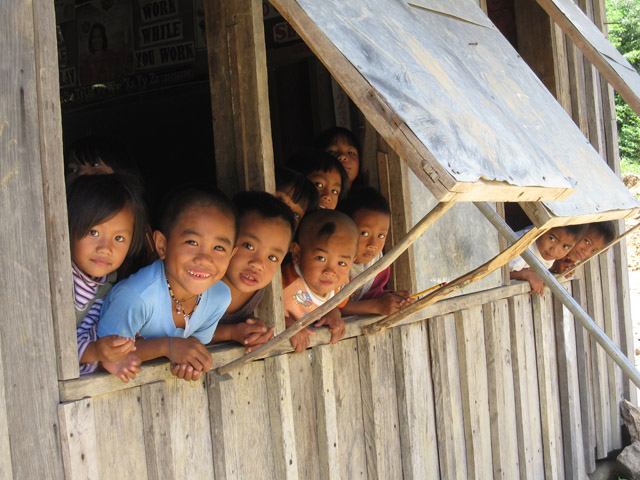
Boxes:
[243,242,254,251]
[316,255,326,262]
[585,238,591,245]
[90,161,101,167]
[331,188,339,195]
[268,254,278,262]
[361,231,370,237]
[338,261,347,267]
[115,235,125,243]
[377,233,386,239]
[89,229,99,237]
[214,245,225,252]
[347,151,358,157]
[293,212,300,219]
[186,240,198,246]
[314,182,324,189]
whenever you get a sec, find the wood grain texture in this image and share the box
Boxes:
[509,295,545,480]
[93,388,148,478]
[455,307,493,479]
[58,399,98,480]
[532,294,565,480]
[392,322,440,479]
[358,331,402,479]
[0,1,65,477]
[535,0,640,115]
[142,379,215,479]
[585,259,613,456]
[34,0,78,381]
[553,288,587,479]
[265,356,299,479]
[270,0,584,203]
[572,278,597,472]
[208,371,241,479]
[429,314,467,480]
[483,300,520,479]
[289,351,320,480]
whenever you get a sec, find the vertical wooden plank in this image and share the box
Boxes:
[483,300,520,479]
[230,361,277,478]
[600,251,623,449]
[455,307,493,479]
[572,278,597,472]
[332,339,368,479]
[206,0,275,194]
[553,285,587,479]
[392,321,440,479]
[376,141,416,293]
[532,293,565,480]
[429,314,467,480]
[208,371,241,479]
[564,39,589,136]
[509,295,545,480]
[93,389,148,478]
[0,1,65,477]
[0,334,12,479]
[289,351,320,480]
[358,330,402,479]
[265,356,299,479]
[312,344,340,480]
[34,0,78,380]
[585,259,613,456]
[360,118,379,189]
[141,382,176,479]
[58,399,98,480]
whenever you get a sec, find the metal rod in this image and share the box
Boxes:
[474,201,640,389]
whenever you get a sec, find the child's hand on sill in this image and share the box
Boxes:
[231,318,275,354]
[101,352,141,383]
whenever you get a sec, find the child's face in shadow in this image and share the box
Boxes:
[154,205,237,300]
[72,205,134,277]
[352,209,390,264]
[566,229,606,263]
[65,158,114,183]
[292,229,356,296]
[307,168,342,210]
[536,228,578,261]
[325,136,359,186]
[276,187,306,229]
[225,213,292,294]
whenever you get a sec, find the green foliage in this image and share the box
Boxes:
[606,0,640,164]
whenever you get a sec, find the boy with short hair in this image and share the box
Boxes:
[338,187,413,315]
[211,191,296,353]
[98,185,238,381]
[551,221,614,275]
[510,224,587,295]
[282,209,358,352]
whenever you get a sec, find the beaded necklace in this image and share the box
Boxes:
[165,277,202,322]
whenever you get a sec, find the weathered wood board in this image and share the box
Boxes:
[408,171,502,296]
[535,0,640,116]
[509,295,545,479]
[271,0,638,224]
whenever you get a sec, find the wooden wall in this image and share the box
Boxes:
[56,272,628,479]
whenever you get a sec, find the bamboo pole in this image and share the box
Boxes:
[362,226,545,335]
[216,201,456,375]
[474,201,640,389]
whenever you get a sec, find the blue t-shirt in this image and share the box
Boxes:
[97,259,231,344]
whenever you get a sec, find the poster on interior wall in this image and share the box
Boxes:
[77,0,134,86]
[193,0,207,50]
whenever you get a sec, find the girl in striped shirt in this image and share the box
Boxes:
[68,174,146,381]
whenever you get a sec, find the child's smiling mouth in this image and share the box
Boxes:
[240,272,259,285]
[188,269,212,279]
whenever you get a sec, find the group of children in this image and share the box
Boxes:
[67,128,613,383]
[68,128,413,381]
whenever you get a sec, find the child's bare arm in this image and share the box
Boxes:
[211,319,274,353]
[313,308,346,345]
[134,337,213,372]
[510,268,545,295]
[341,292,412,316]
[286,315,315,353]
[80,335,136,363]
